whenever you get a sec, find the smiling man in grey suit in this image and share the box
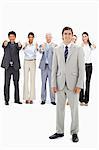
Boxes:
[49,27,84,142]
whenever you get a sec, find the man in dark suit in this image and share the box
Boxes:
[1,31,22,105]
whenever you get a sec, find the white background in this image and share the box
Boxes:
[0,0,99,150]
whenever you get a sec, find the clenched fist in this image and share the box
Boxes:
[3,40,8,47]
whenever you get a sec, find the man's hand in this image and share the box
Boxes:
[18,41,22,47]
[42,43,46,49]
[3,40,8,47]
[73,87,81,94]
[51,87,58,94]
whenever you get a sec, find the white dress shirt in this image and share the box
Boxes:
[82,44,94,64]
[24,42,37,60]
[63,42,72,52]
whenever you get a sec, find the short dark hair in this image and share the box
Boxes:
[28,32,34,38]
[8,31,16,37]
[62,27,73,35]
[73,34,77,38]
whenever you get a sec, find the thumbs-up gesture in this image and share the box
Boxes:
[18,41,22,47]
[3,40,8,47]
[42,43,46,49]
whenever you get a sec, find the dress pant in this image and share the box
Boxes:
[23,59,36,100]
[4,66,20,102]
[56,85,79,135]
[41,64,55,102]
[79,63,92,103]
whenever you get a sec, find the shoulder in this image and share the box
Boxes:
[53,45,61,53]
[51,42,57,47]
[72,44,84,56]
[15,42,18,45]
[73,44,83,52]
[72,44,82,49]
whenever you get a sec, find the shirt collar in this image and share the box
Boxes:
[46,42,52,46]
[9,41,15,44]
[28,41,34,46]
[63,42,72,49]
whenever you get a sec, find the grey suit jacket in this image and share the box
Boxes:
[51,43,84,91]
[39,43,57,70]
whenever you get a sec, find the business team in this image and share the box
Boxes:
[1,27,96,142]
[1,29,96,107]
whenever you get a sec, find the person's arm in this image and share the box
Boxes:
[51,48,58,93]
[22,42,28,50]
[35,42,39,51]
[91,44,96,50]
[2,40,8,48]
[52,43,58,53]
[16,42,22,50]
[74,47,85,94]
[38,43,46,53]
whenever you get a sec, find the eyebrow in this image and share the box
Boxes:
[64,32,72,34]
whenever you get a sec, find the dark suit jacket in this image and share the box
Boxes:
[1,42,22,70]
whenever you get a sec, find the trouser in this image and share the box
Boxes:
[4,66,20,102]
[56,85,79,135]
[23,59,36,100]
[41,64,55,102]
[79,63,92,103]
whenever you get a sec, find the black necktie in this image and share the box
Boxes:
[64,46,68,62]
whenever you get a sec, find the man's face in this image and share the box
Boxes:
[8,34,16,43]
[46,34,52,43]
[72,35,77,43]
[28,35,34,43]
[62,30,73,44]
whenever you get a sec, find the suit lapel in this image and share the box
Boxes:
[60,44,65,64]
[60,43,75,63]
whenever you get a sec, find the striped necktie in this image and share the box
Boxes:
[64,46,68,62]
